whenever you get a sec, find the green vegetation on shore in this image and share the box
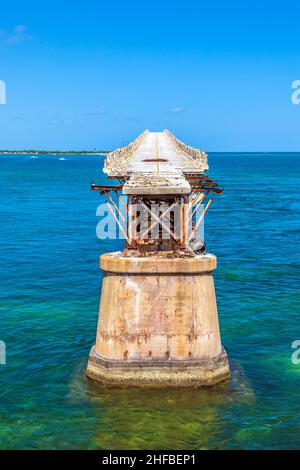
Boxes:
[0,149,110,155]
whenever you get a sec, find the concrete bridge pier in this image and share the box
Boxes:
[86,253,230,387]
[86,130,230,387]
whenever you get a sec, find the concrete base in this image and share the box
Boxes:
[87,346,230,388]
[86,252,230,387]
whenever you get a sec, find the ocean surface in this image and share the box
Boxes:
[0,152,299,450]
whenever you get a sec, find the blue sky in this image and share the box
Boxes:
[0,0,300,150]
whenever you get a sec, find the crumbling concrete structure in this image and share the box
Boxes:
[87,130,230,387]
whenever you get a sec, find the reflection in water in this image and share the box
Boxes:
[67,360,254,450]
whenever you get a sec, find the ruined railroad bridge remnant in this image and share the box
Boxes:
[87,130,230,387]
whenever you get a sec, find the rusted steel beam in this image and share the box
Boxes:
[186,176,213,181]
[192,191,208,206]
[188,198,213,242]
[191,187,223,194]
[210,188,223,194]
[191,182,218,187]
[190,192,209,222]
[180,201,190,247]
[105,192,126,223]
[183,170,206,175]
[186,176,223,195]
[115,191,128,213]
[105,201,130,244]
[91,184,123,193]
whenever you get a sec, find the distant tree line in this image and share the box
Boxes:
[0,149,110,154]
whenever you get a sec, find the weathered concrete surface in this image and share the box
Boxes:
[86,252,230,387]
[87,347,229,388]
[122,172,191,195]
[100,252,217,273]
[104,130,208,194]
[87,129,228,387]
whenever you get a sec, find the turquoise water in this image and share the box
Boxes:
[0,152,299,450]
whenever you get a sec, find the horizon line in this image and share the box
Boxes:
[1,149,300,154]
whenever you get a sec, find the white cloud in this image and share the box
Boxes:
[170,107,184,113]
[0,25,32,45]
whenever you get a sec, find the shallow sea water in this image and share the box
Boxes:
[0,152,299,449]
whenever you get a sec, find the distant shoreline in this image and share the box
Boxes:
[0,150,110,155]
[1,150,300,155]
